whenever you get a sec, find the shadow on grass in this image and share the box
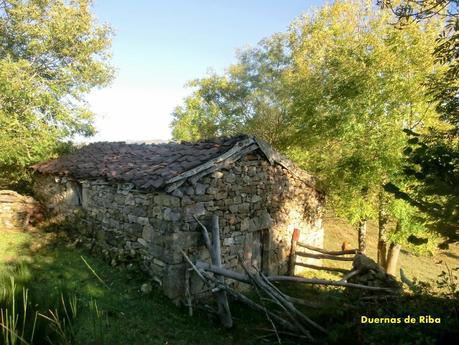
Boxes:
[442,252,459,260]
[274,280,459,345]
[1,227,458,345]
[0,228,278,345]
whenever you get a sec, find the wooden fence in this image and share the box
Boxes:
[288,228,359,276]
[182,216,399,336]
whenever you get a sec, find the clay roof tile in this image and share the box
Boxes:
[31,135,252,191]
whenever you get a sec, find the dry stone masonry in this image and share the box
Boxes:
[32,136,325,302]
[0,190,41,229]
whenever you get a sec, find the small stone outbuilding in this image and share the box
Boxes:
[32,135,324,301]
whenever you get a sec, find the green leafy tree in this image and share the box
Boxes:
[171,0,445,264]
[171,33,291,147]
[379,0,459,243]
[0,0,113,189]
[286,0,444,262]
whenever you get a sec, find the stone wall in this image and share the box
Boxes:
[33,176,81,212]
[33,150,324,301]
[0,190,41,229]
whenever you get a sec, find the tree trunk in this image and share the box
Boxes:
[358,219,367,254]
[384,220,402,274]
[385,243,401,276]
[377,191,389,267]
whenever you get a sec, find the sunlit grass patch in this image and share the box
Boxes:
[0,231,34,264]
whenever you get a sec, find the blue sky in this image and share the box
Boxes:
[87,0,324,142]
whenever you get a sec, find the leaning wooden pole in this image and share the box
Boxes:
[295,252,355,261]
[193,215,233,328]
[240,261,314,340]
[211,214,233,328]
[294,262,349,273]
[196,261,399,292]
[296,243,358,256]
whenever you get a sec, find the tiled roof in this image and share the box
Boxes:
[32,135,318,192]
[32,136,250,190]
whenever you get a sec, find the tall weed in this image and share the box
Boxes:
[1,278,108,345]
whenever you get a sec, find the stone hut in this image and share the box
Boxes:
[31,135,324,301]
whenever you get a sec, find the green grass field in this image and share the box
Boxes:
[0,229,270,345]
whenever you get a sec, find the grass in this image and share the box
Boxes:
[0,229,274,345]
[321,213,459,285]
[0,212,458,345]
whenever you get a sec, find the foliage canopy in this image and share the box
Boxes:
[0,0,113,188]
[380,0,459,241]
[171,0,446,241]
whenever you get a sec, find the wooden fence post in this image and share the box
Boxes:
[288,228,300,276]
[193,214,233,328]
